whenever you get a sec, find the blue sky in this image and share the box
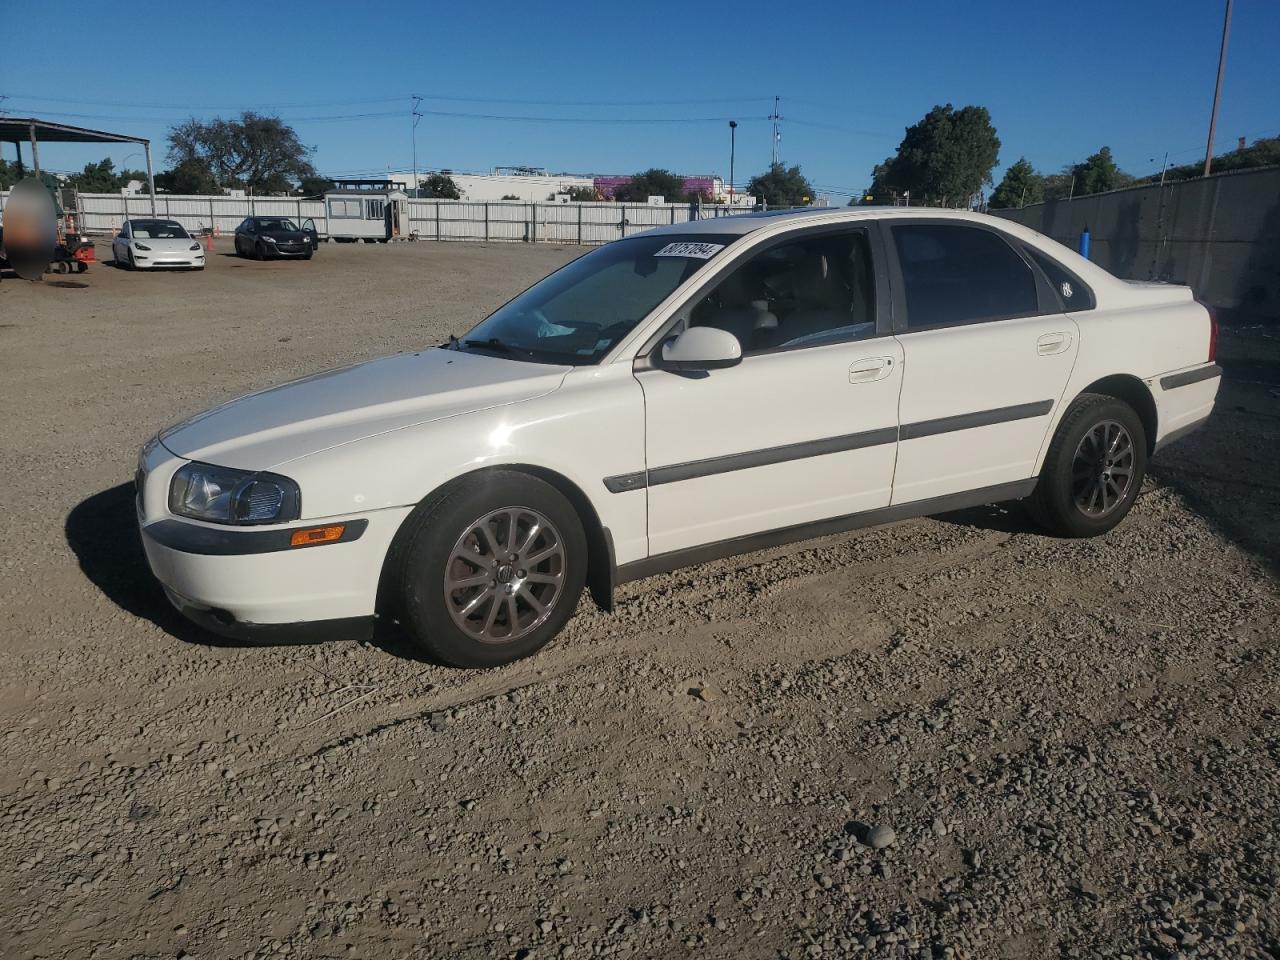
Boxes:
[3,0,1276,201]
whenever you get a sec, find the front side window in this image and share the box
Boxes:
[689,230,876,353]
[892,224,1039,329]
[457,234,726,365]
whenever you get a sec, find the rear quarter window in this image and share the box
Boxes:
[1024,245,1096,311]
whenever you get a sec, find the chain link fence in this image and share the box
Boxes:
[0,190,757,246]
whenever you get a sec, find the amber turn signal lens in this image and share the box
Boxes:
[289,524,346,547]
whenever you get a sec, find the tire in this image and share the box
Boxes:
[391,471,587,668]
[127,250,137,271]
[1030,393,1148,538]
[254,241,266,261]
[303,251,313,261]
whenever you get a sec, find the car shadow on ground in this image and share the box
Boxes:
[65,483,278,649]
[930,500,1040,535]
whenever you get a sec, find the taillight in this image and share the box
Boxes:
[1197,300,1218,363]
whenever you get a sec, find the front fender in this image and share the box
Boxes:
[282,363,651,565]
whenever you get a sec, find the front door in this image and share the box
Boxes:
[636,226,903,557]
[885,221,1079,505]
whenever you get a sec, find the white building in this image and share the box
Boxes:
[393,168,595,203]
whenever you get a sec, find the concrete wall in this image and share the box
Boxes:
[993,166,1280,321]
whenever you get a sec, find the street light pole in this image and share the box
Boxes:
[1203,0,1233,177]
[411,95,423,196]
[728,120,737,204]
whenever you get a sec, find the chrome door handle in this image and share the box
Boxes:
[1036,332,1071,356]
[849,357,894,383]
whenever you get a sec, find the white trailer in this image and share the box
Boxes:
[323,180,411,242]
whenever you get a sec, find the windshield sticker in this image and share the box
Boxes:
[654,241,725,259]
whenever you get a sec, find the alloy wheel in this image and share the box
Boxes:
[1071,419,1135,517]
[443,507,566,644]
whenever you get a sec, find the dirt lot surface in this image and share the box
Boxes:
[1,240,1278,960]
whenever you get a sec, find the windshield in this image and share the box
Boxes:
[131,220,189,239]
[257,218,299,232]
[456,234,729,364]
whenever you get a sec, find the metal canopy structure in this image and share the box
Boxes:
[2,117,157,215]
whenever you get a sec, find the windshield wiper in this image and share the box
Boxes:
[462,337,539,360]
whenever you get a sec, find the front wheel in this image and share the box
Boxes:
[1030,393,1148,538]
[391,471,587,668]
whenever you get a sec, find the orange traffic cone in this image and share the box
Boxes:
[204,231,213,251]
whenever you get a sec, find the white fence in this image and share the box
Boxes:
[1,190,757,245]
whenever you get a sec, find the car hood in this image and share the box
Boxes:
[262,230,307,241]
[159,348,570,471]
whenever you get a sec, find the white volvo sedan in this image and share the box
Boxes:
[137,208,1221,666]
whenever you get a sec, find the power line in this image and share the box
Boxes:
[3,91,774,111]
[3,105,772,127]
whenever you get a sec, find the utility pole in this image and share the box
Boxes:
[1203,0,1233,177]
[411,95,424,196]
[770,96,781,167]
[728,120,737,204]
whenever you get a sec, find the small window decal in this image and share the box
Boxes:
[1061,281,1074,299]
[654,242,724,259]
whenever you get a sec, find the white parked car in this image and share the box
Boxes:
[137,208,1221,667]
[114,218,205,270]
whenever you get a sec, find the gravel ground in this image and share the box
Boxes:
[1,240,1277,960]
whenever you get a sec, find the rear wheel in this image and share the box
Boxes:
[1031,393,1147,537]
[391,471,587,668]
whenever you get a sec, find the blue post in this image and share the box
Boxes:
[1079,225,1091,259]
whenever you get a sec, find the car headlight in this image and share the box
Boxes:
[168,462,301,525]
[134,242,152,251]
[263,235,278,243]
[189,242,202,251]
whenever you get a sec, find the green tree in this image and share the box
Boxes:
[746,163,815,207]
[154,158,221,194]
[613,169,691,203]
[1070,146,1131,197]
[868,104,1000,206]
[989,157,1044,209]
[167,112,316,193]
[564,185,598,202]
[1138,135,1280,185]
[0,156,20,190]
[65,158,146,193]
[419,173,461,199]
[296,175,334,196]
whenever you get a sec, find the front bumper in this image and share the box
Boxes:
[162,586,374,644]
[136,253,205,269]
[264,243,309,257]
[138,492,410,643]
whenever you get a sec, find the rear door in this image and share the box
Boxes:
[635,224,903,556]
[885,220,1078,505]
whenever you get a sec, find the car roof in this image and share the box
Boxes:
[644,205,1019,238]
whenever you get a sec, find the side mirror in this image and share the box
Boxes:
[659,326,743,371]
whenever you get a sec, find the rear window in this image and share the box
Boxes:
[893,224,1040,328]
